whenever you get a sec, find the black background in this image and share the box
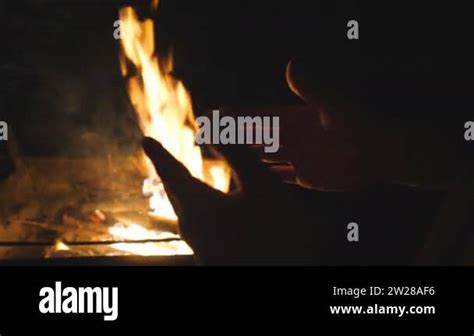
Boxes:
[1,0,473,156]
[0,267,473,334]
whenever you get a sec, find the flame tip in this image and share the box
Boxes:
[119,3,230,225]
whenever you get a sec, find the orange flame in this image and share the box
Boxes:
[109,223,193,256]
[110,4,230,257]
[118,5,230,220]
[54,239,70,251]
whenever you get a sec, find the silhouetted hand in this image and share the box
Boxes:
[143,135,467,265]
[143,137,324,265]
[281,57,472,190]
[252,104,382,191]
[141,55,473,265]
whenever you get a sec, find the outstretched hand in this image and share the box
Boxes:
[142,137,321,265]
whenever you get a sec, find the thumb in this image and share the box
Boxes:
[142,137,217,207]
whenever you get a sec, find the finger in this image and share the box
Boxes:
[142,137,216,204]
[212,143,280,191]
[267,163,296,183]
[253,145,292,164]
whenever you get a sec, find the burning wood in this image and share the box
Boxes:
[0,156,193,259]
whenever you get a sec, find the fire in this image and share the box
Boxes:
[110,2,231,255]
[109,223,193,256]
[54,239,70,251]
[118,4,231,220]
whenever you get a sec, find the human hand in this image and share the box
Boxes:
[142,137,322,265]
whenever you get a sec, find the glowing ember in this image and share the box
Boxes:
[109,222,193,256]
[110,241,193,256]
[110,222,170,240]
[54,239,70,251]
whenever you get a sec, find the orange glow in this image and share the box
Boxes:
[54,239,70,251]
[118,5,230,220]
[111,3,231,255]
[109,222,193,256]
